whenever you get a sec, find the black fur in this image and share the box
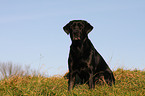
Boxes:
[63,20,115,91]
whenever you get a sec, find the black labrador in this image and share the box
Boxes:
[63,20,115,91]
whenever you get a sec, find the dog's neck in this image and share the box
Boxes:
[71,37,88,52]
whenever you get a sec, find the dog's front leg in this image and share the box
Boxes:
[89,73,95,89]
[68,72,75,91]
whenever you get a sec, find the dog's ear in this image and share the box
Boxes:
[63,21,72,35]
[83,21,93,34]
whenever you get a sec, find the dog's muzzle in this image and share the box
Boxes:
[72,31,81,40]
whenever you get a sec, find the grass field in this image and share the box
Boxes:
[0,68,145,96]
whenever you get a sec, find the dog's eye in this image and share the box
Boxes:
[78,23,84,29]
[70,24,76,29]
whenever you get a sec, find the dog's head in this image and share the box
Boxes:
[63,20,93,41]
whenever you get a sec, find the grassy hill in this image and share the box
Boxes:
[0,68,145,96]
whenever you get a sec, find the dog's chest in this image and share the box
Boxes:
[71,46,90,59]
[71,46,93,70]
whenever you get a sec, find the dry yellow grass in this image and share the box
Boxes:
[0,68,145,95]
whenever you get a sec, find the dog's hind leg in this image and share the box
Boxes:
[103,70,115,86]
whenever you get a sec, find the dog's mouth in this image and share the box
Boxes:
[73,36,81,40]
[72,31,81,40]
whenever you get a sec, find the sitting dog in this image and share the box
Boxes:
[63,20,115,91]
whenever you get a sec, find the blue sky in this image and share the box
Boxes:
[0,0,145,76]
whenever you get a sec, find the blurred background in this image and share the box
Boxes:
[0,0,145,76]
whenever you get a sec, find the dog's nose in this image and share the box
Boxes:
[74,26,79,30]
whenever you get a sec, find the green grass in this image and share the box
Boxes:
[0,68,145,96]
